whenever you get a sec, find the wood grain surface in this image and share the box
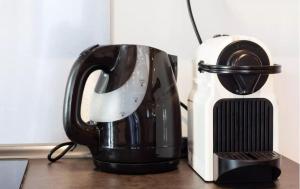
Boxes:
[22,157,299,189]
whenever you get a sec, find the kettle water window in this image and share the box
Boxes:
[79,46,151,123]
[88,46,150,122]
[81,70,102,123]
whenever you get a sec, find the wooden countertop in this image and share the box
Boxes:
[22,156,299,189]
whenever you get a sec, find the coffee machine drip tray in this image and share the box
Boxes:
[213,151,281,183]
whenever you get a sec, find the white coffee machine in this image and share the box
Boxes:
[187,35,282,183]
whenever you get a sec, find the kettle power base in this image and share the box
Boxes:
[93,159,180,174]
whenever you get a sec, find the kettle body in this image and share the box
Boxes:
[63,44,182,173]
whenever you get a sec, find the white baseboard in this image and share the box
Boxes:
[0,144,91,159]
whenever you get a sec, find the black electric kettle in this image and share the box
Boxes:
[63,44,182,174]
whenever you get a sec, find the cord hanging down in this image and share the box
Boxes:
[47,142,77,162]
[186,0,203,45]
[180,102,188,110]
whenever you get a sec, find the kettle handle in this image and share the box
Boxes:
[63,44,103,146]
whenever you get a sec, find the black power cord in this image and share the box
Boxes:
[180,102,188,110]
[47,142,77,162]
[186,0,203,45]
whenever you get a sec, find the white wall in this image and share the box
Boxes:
[111,0,299,162]
[0,0,110,144]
